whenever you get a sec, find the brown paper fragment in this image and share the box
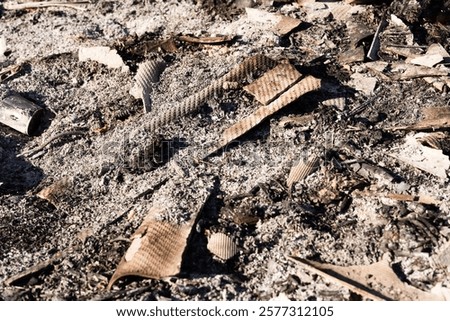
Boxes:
[108,209,192,289]
[274,15,302,36]
[108,215,191,289]
[423,107,450,121]
[243,63,302,105]
[245,8,301,36]
[322,97,346,110]
[289,254,446,301]
[338,47,365,65]
[36,178,71,207]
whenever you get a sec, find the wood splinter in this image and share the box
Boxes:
[178,35,235,45]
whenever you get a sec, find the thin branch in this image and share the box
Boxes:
[20,129,87,157]
[287,256,388,301]
[3,1,90,11]
[3,251,65,286]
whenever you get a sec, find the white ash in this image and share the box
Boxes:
[151,172,213,224]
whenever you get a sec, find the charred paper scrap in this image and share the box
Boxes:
[108,210,193,289]
[36,177,71,208]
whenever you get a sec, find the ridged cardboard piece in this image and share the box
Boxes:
[244,63,302,105]
[108,180,212,289]
[207,232,239,261]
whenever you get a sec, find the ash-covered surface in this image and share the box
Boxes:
[1,0,450,301]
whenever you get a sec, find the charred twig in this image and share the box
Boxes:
[345,97,375,117]
[133,177,168,200]
[20,129,87,157]
[0,64,21,83]
[287,256,387,301]
[3,251,65,286]
[3,1,89,11]
[344,86,382,118]
[178,35,235,45]
[103,206,134,229]
[92,284,154,301]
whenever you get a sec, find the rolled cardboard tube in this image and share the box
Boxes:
[0,94,43,135]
